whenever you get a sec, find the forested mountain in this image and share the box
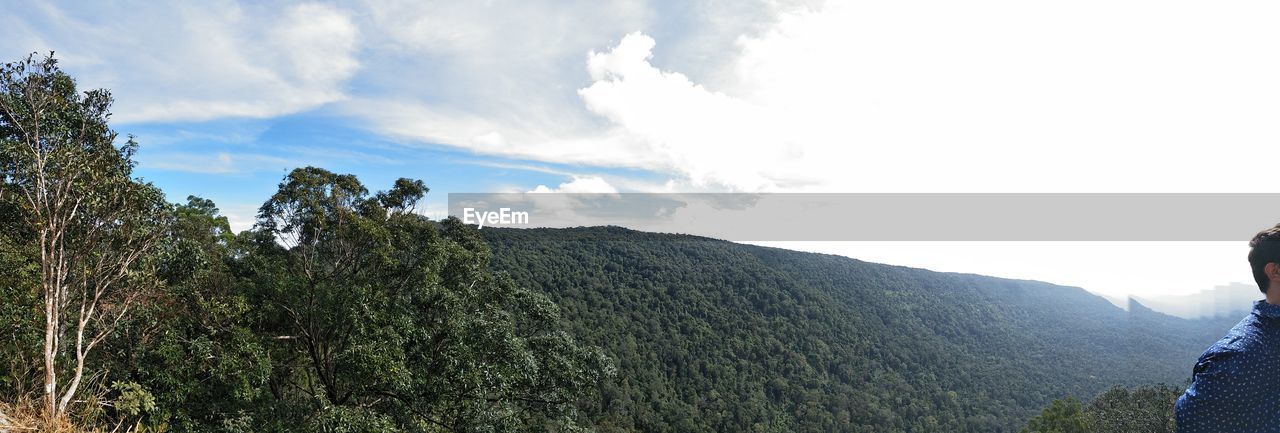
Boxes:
[482,227,1239,432]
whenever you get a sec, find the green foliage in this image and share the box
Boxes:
[240,167,613,431]
[106,196,270,431]
[305,406,400,433]
[1083,385,1178,433]
[1022,385,1179,433]
[110,381,167,430]
[0,196,38,397]
[111,381,156,418]
[1020,398,1086,433]
[0,169,613,432]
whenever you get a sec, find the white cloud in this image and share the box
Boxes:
[529,176,619,194]
[579,33,800,190]
[339,98,670,169]
[349,0,649,121]
[345,0,1280,193]
[339,0,810,185]
[219,203,262,234]
[2,2,360,123]
[453,159,575,176]
[574,1,1280,192]
[140,151,294,174]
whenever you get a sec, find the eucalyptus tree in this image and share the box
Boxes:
[0,54,171,419]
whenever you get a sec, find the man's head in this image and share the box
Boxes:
[1249,224,1280,293]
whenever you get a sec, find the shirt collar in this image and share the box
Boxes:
[1254,300,1280,319]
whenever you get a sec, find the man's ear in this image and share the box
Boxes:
[1268,262,1280,282]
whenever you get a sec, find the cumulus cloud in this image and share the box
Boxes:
[338,0,816,189]
[346,0,1280,193]
[335,0,666,176]
[1,2,360,123]
[579,33,802,190]
[572,1,1280,192]
[529,176,619,194]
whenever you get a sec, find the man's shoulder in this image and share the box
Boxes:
[1199,314,1273,362]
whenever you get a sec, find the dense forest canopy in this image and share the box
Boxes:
[0,54,1237,432]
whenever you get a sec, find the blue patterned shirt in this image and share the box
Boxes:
[1176,300,1280,433]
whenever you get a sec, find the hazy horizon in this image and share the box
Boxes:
[750,241,1258,307]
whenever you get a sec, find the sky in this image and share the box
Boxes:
[4,0,1278,301]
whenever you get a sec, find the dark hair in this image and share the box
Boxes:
[1249,224,1280,293]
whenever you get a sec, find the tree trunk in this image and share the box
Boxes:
[56,318,91,415]
[42,303,55,418]
[41,230,57,419]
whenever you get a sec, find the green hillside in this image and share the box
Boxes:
[482,227,1237,432]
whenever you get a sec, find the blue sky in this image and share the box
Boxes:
[120,110,662,229]
[5,0,1280,300]
[5,0,742,228]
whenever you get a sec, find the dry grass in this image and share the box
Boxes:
[0,398,45,432]
[0,398,119,433]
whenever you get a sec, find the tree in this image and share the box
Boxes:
[1019,397,1087,433]
[0,168,39,399]
[109,196,269,431]
[1082,385,1178,433]
[0,53,171,419]
[1020,385,1179,433]
[248,167,613,431]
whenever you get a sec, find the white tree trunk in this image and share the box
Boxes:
[0,407,12,433]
